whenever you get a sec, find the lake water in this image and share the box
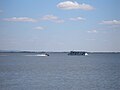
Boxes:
[0,53,120,90]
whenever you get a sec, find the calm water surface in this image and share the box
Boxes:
[0,53,120,90]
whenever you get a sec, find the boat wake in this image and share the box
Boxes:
[25,54,49,57]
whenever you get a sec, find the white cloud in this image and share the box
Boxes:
[41,15,64,23]
[69,17,86,21]
[100,20,120,25]
[42,15,58,20]
[87,30,98,33]
[4,17,37,22]
[57,1,94,10]
[55,19,64,23]
[34,26,44,30]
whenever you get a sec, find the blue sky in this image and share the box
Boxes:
[0,0,120,52]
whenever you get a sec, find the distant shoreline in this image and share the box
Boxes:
[0,50,120,54]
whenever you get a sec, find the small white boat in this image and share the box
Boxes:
[85,53,88,56]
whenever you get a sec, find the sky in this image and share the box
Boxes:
[0,0,120,52]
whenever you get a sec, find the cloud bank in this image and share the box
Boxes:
[57,1,94,10]
[34,26,44,30]
[4,17,37,22]
[41,15,64,23]
[101,20,120,25]
[69,17,86,21]
[87,30,98,33]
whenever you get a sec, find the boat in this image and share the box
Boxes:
[68,51,88,56]
[36,53,49,56]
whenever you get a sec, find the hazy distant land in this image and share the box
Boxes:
[0,50,120,54]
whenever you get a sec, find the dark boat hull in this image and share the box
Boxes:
[68,51,87,56]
